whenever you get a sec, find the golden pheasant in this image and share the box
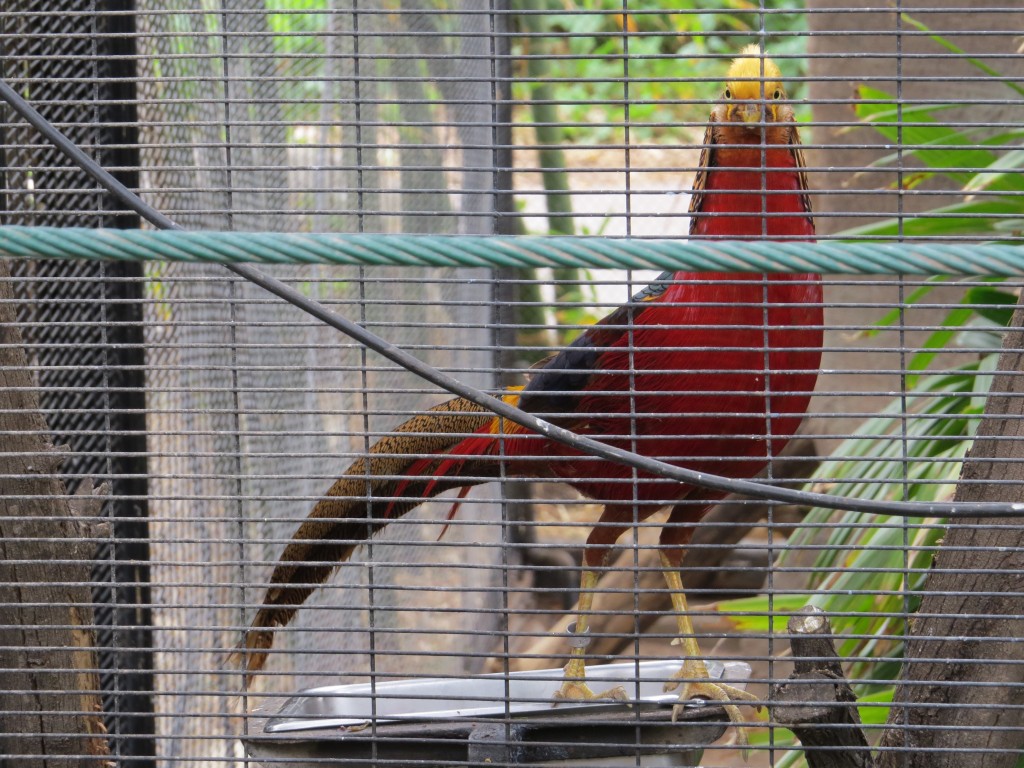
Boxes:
[237,45,821,741]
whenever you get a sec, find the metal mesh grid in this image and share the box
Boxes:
[1,2,1023,768]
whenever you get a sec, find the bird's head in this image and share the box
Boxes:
[715,44,795,138]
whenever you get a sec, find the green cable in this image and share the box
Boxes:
[2,226,1024,275]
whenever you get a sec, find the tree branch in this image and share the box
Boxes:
[771,606,873,768]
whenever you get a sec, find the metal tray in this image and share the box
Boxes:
[265,658,751,733]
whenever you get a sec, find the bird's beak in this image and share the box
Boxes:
[735,101,765,125]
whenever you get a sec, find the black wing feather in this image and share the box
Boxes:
[517,272,674,416]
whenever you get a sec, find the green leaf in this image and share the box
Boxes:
[864,277,951,337]
[962,285,1018,328]
[905,306,974,387]
[745,725,797,749]
[868,126,1024,173]
[971,351,1000,411]
[836,197,1024,240]
[854,87,960,128]
[963,148,1024,195]
[713,594,809,633]
[858,687,895,725]
[957,326,1005,352]
[855,87,997,184]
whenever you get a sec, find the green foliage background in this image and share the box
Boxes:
[514,0,809,142]
[264,0,810,142]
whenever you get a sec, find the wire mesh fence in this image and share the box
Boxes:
[1,2,1023,768]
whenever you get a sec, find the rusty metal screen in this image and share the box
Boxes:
[1,3,1023,768]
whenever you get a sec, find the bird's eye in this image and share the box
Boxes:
[772,89,782,99]
[724,88,732,99]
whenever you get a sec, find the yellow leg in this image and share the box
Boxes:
[552,569,629,703]
[660,553,759,742]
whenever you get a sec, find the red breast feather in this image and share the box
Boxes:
[499,273,822,507]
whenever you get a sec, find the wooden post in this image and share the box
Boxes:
[771,606,872,768]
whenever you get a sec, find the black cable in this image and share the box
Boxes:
[2,75,1022,520]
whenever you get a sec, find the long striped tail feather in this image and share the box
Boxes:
[233,396,502,679]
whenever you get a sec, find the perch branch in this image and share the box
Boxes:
[771,606,872,768]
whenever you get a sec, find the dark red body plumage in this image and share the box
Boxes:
[495,272,822,512]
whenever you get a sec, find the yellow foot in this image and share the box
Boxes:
[553,667,630,704]
[552,619,630,705]
[664,659,760,746]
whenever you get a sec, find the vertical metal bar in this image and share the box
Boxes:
[0,14,9,227]
[349,6,379,762]
[489,0,517,744]
[894,8,911,767]
[216,3,249,760]
[491,0,516,723]
[618,0,644,736]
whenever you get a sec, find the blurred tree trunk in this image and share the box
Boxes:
[0,260,110,766]
[874,298,1024,767]
[808,4,1024,764]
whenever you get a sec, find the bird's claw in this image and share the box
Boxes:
[553,633,631,705]
[553,680,630,705]
[553,666,630,705]
[664,664,760,749]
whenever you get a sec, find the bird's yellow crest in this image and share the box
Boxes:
[725,44,784,101]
